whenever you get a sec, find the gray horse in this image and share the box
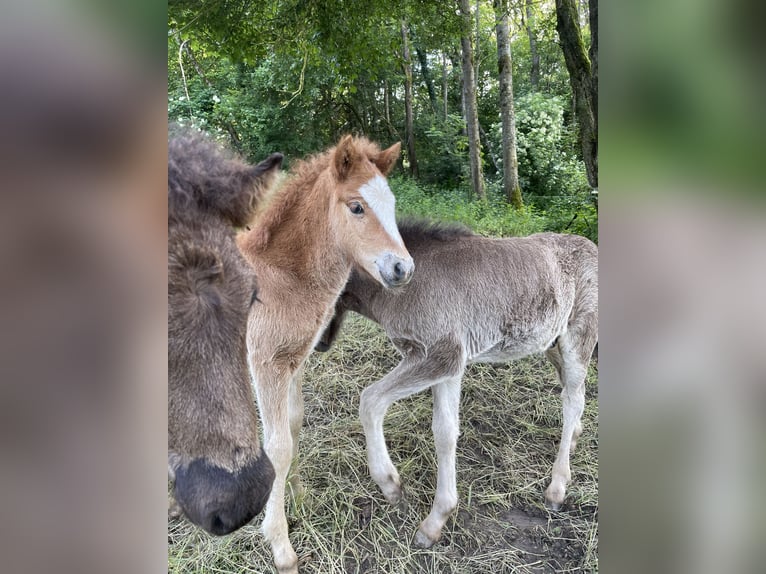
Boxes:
[168,130,281,535]
[316,219,598,548]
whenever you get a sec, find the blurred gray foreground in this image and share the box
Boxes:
[0,3,167,574]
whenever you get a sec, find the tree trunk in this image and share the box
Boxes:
[555,0,597,188]
[525,0,540,90]
[384,80,391,125]
[475,0,481,62]
[589,0,597,147]
[442,52,448,120]
[401,20,419,178]
[459,0,485,199]
[416,47,438,114]
[494,0,523,208]
[381,81,398,140]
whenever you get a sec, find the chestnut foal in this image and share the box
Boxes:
[238,135,414,574]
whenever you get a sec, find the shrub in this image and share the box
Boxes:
[414,114,469,188]
[488,92,590,202]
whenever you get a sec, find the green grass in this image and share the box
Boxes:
[168,315,598,573]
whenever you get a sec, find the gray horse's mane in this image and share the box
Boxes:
[396,217,476,246]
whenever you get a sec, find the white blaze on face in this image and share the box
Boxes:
[358,175,405,248]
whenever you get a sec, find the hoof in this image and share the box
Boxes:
[544,482,566,511]
[414,528,437,548]
[545,498,563,511]
[274,554,299,574]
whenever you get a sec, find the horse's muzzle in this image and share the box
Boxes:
[173,450,275,535]
[378,254,414,288]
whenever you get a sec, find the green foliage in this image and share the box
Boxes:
[168,0,597,243]
[481,91,597,243]
[392,175,597,243]
[394,176,538,237]
[538,193,598,243]
[518,6,573,97]
[489,92,589,199]
[415,113,469,188]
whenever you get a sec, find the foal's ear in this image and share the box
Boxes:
[333,134,357,181]
[374,142,401,176]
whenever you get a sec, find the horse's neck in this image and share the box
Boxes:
[345,272,382,317]
[254,174,351,296]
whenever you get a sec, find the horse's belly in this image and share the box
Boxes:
[469,326,559,364]
[471,342,542,363]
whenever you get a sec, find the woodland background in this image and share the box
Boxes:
[168,0,598,242]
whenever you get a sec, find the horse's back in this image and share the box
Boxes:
[367,232,595,360]
[526,232,597,266]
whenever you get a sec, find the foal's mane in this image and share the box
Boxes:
[396,217,476,247]
[245,136,385,251]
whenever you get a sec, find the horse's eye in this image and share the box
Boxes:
[349,202,364,215]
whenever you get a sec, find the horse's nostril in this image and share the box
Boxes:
[394,261,404,280]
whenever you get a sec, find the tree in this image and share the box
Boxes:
[524,0,541,90]
[441,51,449,120]
[494,0,522,208]
[555,0,597,188]
[416,47,438,115]
[401,19,419,178]
[459,0,485,199]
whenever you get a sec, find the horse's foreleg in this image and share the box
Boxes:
[253,365,298,574]
[414,374,462,548]
[287,369,305,504]
[360,337,465,520]
[544,339,587,511]
[359,362,412,506]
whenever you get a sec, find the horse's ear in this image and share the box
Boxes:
[374,142,401,176]
[195,152,283,228]
[333,134,357,181]
[246,152,283,202]
[250,152,283,183]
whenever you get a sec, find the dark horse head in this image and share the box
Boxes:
[168,129,280,535]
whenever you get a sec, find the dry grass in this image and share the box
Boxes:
[168,314,598,573]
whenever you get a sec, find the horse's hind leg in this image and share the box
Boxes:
[544,333,591,510]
